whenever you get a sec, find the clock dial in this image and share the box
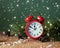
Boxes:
[28,22,43,38]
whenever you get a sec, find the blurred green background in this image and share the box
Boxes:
[0,0,60,30]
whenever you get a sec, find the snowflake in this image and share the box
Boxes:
[50,23,52,26]
[8,9,11,12]
[42,0,44,2]
[22,2,24,5]
[21,16,23,18]
[21,12,25,16]
[11,6,14,8]
[56,5,59,7]
[3,18,6,20]
[13,1,16,3]
[12,9,15,11]
[3,31,5,34]
[31,6,33,9]
[52,3,54,5]
[47,21,50,23]
[36,4,39,7]
[55,2,57,5]
[58,19,60,22]
[41,13,43,15]
[57,17,60,20]
[57,17,60,21]
[26,0,30,3]
[56,27,58,29]
[47,33,50,36]
[44,14,46,16]
[21,26,24,29]
[54,5,56,7]
[13,16,16,19]
[43,6,45,8]
[54,3,60,8]
[17,0,19,2]
[58,33,60,35]
[31,2,34,4]
[4,10,6,12]
[45,26,47,28]
[8,7,10,9]
[56,9,59,12]
[46,7,50,10]
[10,24,13,27]
[14,34,17,36]
[16,4,19,7]
[56,4,60,9]
[7,19,10,21]
[10,3,13,6]
[34,9,37,11]
[25,8,27,10]
[47,16,50,19]
[46,0,49,3]
[30,9,32,11]
[21,12,24,15]
[8,29,10,31]
[2,6,5,8]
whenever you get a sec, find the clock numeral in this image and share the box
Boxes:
[39,26,40,28]
[39,32,41,33]
[32,33,33,35]
[40,29,42,31]
[28,28,30,30]
[29,31,31,33]
[37,33,38,35]
[34,34,36,36]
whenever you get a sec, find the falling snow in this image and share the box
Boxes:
[12,9,15,11]
[8,29,10,31]
[42,0,44,2]
[13,16,16,19]
[4,10,6,12]
[17,0,19,2]
[16,4,19,7]
[8,9,11,12]
[46,7,50,10]
[0,0,60,30]
[45,26,47,28]
[26,0,30,3]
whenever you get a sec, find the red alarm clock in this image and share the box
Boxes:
[25,16,44,39]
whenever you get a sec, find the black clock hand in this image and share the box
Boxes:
[29,26,33,29]
[34,23,36,27]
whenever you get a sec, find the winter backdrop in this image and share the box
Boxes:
[0,0,60,32]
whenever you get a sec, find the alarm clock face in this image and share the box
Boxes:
[25,20,43,39]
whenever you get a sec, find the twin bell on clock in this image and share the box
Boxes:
[25,16,44,40]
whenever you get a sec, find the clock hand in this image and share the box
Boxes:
[34,23,36,27]
[29,26,34,29]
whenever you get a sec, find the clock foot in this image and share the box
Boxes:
[39,36,50,42]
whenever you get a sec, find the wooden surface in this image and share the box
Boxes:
[0,40,60,48]
[0,35,60,48]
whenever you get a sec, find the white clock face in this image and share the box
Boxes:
[28,22,43,38]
